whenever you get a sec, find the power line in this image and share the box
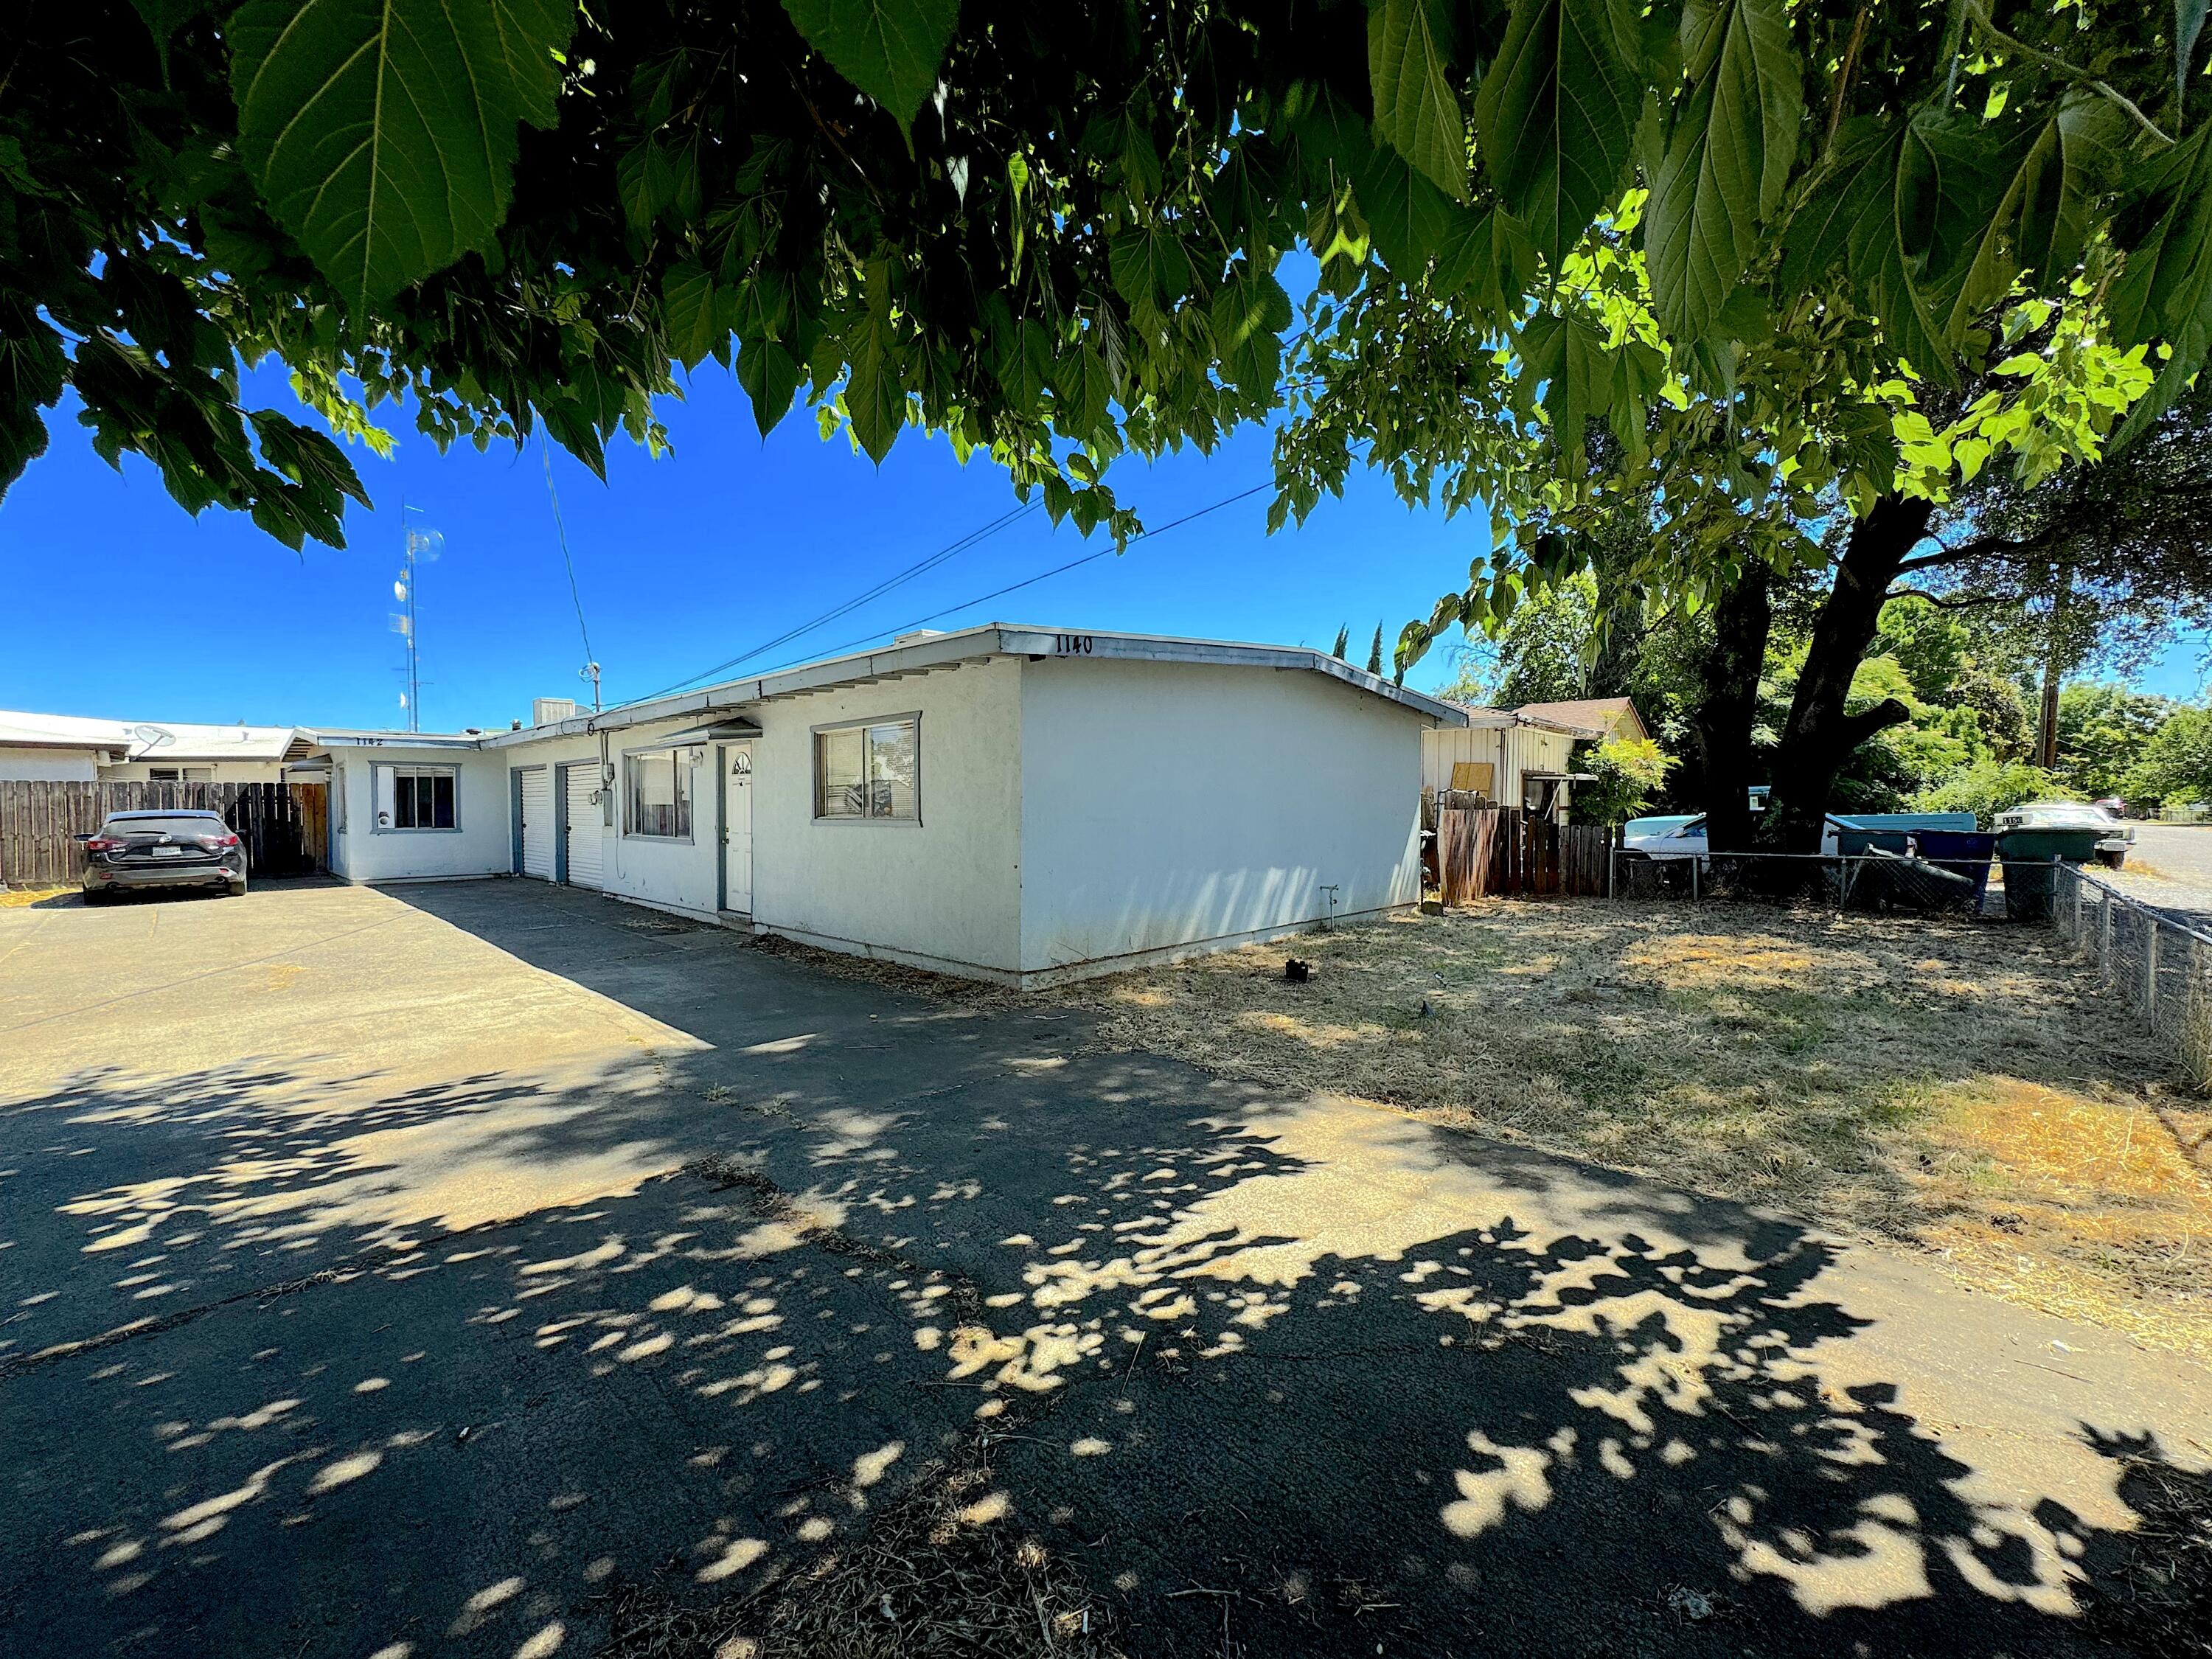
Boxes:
[542,435,602,710]
[746,481,1273,678]
[630,499,1040,704]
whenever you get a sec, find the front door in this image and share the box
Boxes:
[722,743,754,914]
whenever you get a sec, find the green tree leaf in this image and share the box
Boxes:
[1369,0,1469,201]
[843,260,906,462]
[229,0,575,312]
[737,337,804,437]
[779,0,961,128]
[2109,127,2212,349]
[1473,0,1644,268]
[1646,0,1801,340]
[1779,118,1950,380]
[661,262,720,371]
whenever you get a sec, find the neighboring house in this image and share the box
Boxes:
[0,710,298,782]
[1510,697,1648,745]
[300,623,1467,987]
[0,711,131,780]
[1421,705,1611,816]
[100,722,299,782]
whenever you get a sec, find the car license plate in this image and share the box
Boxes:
[153,845,183,858]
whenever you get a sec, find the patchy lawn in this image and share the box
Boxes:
[1066,902,2212,1363]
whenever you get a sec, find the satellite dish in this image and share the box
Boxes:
[132,723,175,751]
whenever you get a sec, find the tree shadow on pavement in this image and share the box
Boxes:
[7,881,2211,1659]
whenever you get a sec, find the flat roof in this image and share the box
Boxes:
[295,728,486,751]
[0,711,297,759]
[479,622,1470,748]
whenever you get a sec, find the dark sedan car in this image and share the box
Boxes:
[80,810,247,902]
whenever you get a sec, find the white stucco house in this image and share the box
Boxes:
[300,623,1465,986]
[0,710,297,782]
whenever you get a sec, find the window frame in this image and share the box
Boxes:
[810,712,922,827]
[372,762,462,833]
[622,743,698,842]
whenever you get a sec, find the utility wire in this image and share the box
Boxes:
[630,498,1040,704]
[746,481,1273,678]
[542,434,601,709]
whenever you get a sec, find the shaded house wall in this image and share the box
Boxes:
[1018,657,1425,981]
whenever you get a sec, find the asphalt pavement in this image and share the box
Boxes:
[3,878,2209,1659]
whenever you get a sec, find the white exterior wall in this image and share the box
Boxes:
[1016,658,1425,980]
[98,759,287,783]
[327,746,510,883]
[1422,724,1578,806]
[493,723,721,916]
[603,720,720,916]
[0,748,102,781]
[749,658,1023,976]
[1422,725,1506,796]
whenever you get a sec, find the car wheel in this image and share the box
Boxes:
[226,880,248,897]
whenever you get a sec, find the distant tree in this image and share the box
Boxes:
[1366,623,1384,678]
[1490,574,1600,707]
[1914,762,2076,826]
[2053,685,2176,799]
[2124,710,2212,809]
[1427,643,1492,709]
[1330,625,1351,662]
[1906,378,2212,767]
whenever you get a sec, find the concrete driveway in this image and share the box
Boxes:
[3,880,2210,1659]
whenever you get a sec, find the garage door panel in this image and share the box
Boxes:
[518,768,554,879]
[565,765,604,889]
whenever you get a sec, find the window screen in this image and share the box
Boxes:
[814,717,919,821]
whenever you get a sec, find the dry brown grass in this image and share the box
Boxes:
[1065,900,2212,1363]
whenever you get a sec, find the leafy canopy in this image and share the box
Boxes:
[2,0,2208,557]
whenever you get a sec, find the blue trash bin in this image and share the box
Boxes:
[1915,830,1998,906]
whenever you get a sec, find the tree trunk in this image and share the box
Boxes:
[2036,568,2073,771]
[1689,560,1773,855]
[1770,495,1930,852]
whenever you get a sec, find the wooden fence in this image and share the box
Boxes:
[0,781,328,887]
[1435,807,1611,904]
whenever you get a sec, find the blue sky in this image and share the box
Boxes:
[2,361,2202,729]
[0,364,1501,731]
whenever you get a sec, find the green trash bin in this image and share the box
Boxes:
[1997,828,2104,919]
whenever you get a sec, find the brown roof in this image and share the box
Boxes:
[1509,697,1647,742]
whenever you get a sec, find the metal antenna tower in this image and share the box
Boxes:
[392,504,442,732]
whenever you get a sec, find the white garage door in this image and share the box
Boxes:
[565,765,603,889]
[518,768,554,879]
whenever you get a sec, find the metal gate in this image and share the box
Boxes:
[563,763,603,889]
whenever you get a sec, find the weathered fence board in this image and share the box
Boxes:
[1436,808,1610,904]
[0,781,327,887]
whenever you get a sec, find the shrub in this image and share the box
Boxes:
[1575,737,1674,824]
[1912,761,2077,826]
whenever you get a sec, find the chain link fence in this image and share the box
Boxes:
[2051,861,2212,1090]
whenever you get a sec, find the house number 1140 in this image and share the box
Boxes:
[1052,634,1095,655]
